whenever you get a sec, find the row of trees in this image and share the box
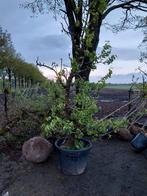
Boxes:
[0,26,45,90]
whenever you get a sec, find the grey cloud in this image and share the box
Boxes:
[97,46,139,61]
[112,48,140,61]
[25,34,71,64]
[0,0,67,63]
[107,73,143,83]
[30,34,71,51]
[0,0,142,68]
[90,73,143,83]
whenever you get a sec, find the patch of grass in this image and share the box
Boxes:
[106,83,132,90]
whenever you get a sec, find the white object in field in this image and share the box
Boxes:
[2,192,9,196]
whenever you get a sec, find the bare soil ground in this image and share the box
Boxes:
[1,89,147,196]
[97,88,130,118]
[1,139,147,196]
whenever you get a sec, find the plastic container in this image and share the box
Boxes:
[130,132,147,152]
[55,138,92,175]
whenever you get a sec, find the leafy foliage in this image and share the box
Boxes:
[23,0,147,81]
[42,73,130,149]
[0,26,46,90]
[35,41,118,149]
[0,85,56,149]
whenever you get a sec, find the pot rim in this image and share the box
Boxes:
[134,131,147,139]
[55,138,92,153]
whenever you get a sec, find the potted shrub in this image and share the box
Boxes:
[37,44,115,175]
[41,78,111,175]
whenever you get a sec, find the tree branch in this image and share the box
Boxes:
[36,57,66,88]
[103,0,147,20]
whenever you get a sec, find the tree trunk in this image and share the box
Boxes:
[72,11,102,82]
[7,68,11,89]
[18,77,21,88]
[4,88,9,121]
[25,77,27,88]
[21,77,24,88]
[2,75,5,90]
[27,79,30,88]
[75,53,95,82]
[78,63,91,81]
[30,79,33,87]
[14,75,17,89]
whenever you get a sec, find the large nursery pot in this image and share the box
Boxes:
[130,132,147,152]
[55,138,92,175]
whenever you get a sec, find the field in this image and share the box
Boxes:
[106,83,132,90]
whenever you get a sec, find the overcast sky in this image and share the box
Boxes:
[0,0,146,83]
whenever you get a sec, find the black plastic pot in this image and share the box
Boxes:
[55,138,92,175]
[130,132,147,152]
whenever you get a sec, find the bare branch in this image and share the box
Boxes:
[138,67,147,77]
[36,57,66,88]
[103,0,147,20]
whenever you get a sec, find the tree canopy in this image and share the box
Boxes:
[23,0,147,81]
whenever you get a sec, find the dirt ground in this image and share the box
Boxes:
[97,88,131,118]
[0,88,131,121]
[1,88,147,196]
[1,139,147,196]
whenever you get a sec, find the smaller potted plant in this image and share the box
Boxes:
[129,110,147,152]
[130,131,147,152]
[130,122,147,152]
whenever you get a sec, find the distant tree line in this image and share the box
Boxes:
[0,26,45,90]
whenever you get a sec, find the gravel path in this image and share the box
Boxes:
[1,139,147,196]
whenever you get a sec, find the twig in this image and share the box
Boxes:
[124,100,146,119]
[36,57,66,89]
[124,97,143,118]
[99,95,140,122]
[128,111,146,130]
[138,67,147,77]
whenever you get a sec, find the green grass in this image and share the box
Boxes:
[105,83,132,90]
